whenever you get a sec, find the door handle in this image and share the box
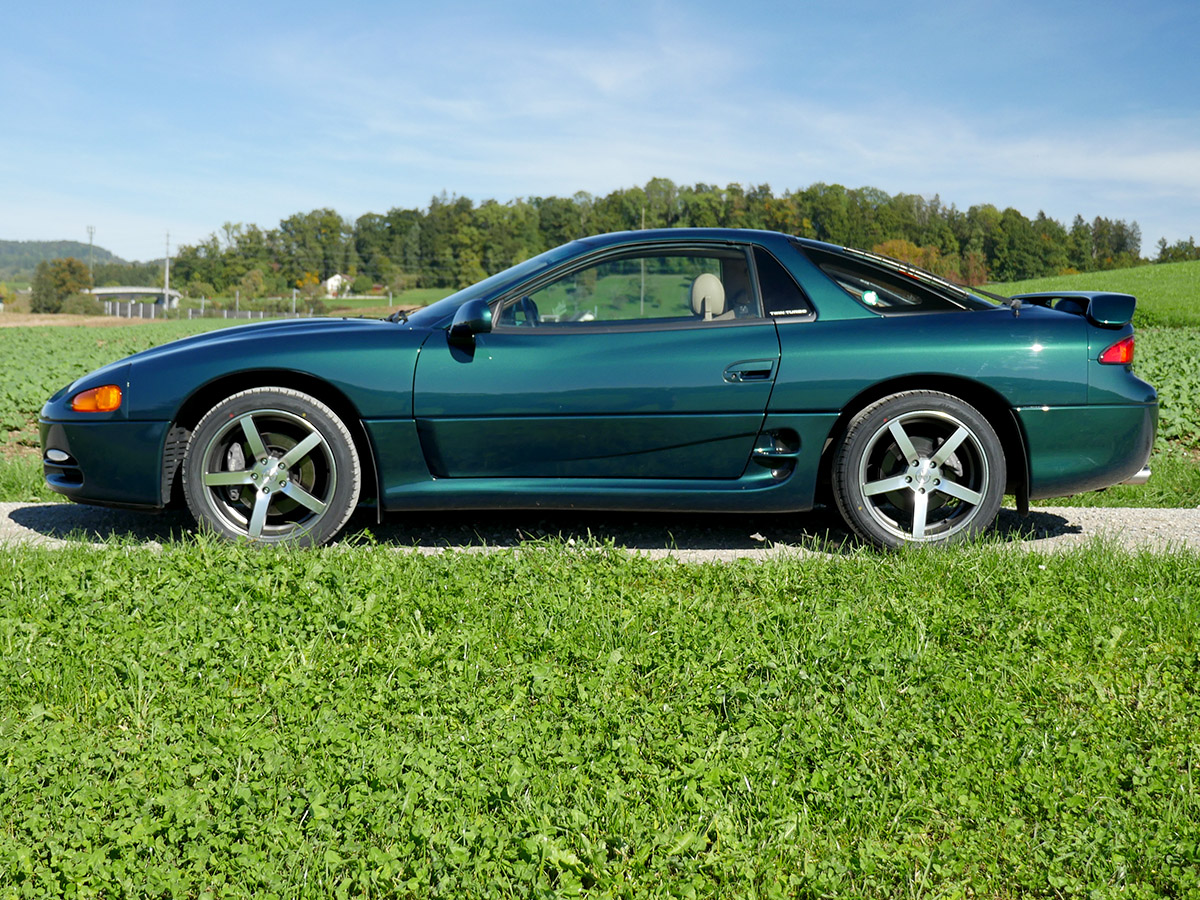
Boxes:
[723,359,777,384]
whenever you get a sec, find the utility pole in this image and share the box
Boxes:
[87,226,95,282]
[163,231,171,306]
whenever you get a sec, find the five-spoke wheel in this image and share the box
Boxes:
[833,391,1005,548]
[182,387,361,546]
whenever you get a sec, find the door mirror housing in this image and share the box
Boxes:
[448,298,493,349]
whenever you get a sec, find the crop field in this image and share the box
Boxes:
[2,540,1199,898]
[0,319,229,451]
[992,259,1200,328]
[1133,328,1200,448]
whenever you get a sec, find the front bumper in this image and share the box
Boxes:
[40,418,171,509]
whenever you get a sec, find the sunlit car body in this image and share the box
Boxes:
[40,229,1157,547]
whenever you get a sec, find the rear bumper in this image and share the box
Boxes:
[1121,466,1152,486]
[1017,403,1157,499]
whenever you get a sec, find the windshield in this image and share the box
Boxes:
[401,242,584,327]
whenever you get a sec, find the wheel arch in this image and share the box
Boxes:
[161,369,380,511]
[815,374,1029,508]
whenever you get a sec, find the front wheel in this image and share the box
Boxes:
[832,391,1006,548]
[182,387,361,546]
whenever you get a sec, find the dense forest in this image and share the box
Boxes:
[13,179,1200,298]
[168,179,1160,298]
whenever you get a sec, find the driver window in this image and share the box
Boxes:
[498,248,758,326]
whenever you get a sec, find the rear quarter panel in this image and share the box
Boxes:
[769,307,1088,412]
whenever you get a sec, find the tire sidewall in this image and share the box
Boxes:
[182,387,361,547]
[834,391,1006,548]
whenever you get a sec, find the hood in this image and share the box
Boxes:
[120,316,425,366]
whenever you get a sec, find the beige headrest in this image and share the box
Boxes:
[690,273,725,319]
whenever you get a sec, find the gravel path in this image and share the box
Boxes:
[2,502,1197,559]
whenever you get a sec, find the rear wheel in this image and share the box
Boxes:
[182,387,361,546]
[833,391,1005,548]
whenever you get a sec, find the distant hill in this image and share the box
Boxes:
[0,240,124,281]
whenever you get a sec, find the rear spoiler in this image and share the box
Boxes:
[1009,291,1136,328]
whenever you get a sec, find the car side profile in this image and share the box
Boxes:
[40,229,1157,548]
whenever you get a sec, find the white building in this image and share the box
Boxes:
[323,273,350,297]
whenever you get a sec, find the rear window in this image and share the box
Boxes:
[799,245,991,313]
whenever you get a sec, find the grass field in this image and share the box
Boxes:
[2,267,1199,898]
[2,540,1198,897]
[991,259,1200,328]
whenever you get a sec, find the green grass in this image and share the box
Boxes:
[0,455,55,502]
[1,540,1198,897]
[991,259,1200,328]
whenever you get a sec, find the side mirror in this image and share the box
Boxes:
[447,298,493,350]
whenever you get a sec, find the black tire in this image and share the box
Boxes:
[832,391,1005,548]
[182,387,361,546]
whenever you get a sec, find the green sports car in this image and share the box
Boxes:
[40,229,1157,548]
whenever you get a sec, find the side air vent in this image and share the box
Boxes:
[751,429,801,480]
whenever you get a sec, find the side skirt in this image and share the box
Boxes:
[363,413,837,515]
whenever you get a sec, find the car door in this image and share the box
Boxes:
[412,243,781,479]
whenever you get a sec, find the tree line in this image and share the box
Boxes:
[23,179,1180,304]
[169,180,1148,296]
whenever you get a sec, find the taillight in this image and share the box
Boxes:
[1099,335,1134,365]
[71,384,123,412]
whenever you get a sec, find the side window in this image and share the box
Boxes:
[497,248,758,326]
[754,247,814,318]
[802,246,963,313]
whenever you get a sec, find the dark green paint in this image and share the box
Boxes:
[1019,404,1157,497]
[39,229,1158,519]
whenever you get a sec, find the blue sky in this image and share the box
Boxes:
[3,0,1198,262]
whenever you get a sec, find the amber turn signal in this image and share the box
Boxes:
[71,384,123,412]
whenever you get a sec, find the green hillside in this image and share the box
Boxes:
[991,259,1200,328]
[0,239,123,281]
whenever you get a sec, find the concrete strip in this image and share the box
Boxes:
[2,502,1197,557]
